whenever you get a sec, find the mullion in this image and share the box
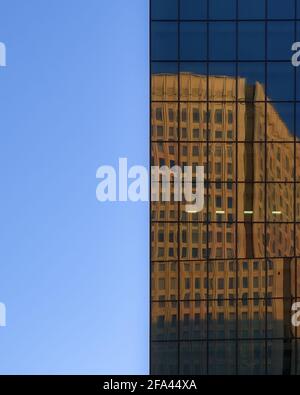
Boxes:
[205,0,210,375]
[235,0,239,373]
[152,19,300,22]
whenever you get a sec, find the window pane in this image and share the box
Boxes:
[238,0,266,19]
[267,63,294,101]
[209,63,236,101]
[180,0,207,20]
[238,224,265,259]
[268,22,294,61]
[180,62,207,101]
[268,0,295,19]
[266,224,294,257]
[209,22,236,61]
[180,342,207,375]
[238,103,265,141]
[151,0,178,20]
[209,341,236,375]
[266,142,294,181]
[152,302,178,341]
[238,341,266,375]
[238,22,265,61]
[297,105,300,139]
[209,0,236,19]
[238,183,265,221]
[151,22,178,61]
[238,63,265,99]
[267,183,294,222]
[238,143,265,182]
[152,63,178,101]
[151,262,178,300]
[151,342,178,374]
[180,301,207,340]
[180,22,207,61]
[266,103,294,140]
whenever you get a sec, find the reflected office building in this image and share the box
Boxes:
[150,0,300,375]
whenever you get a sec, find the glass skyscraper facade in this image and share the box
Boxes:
[151,0,300,375]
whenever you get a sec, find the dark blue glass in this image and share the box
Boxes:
[180,22,207,60]
[152,62,178,74]
[268,22,294,60]
[210,62,236,78]
[268,0,295,19]
[238,22,265,60]
[209,0,236,19]
[267,63,294,101]
[238,0,266,19]
[296,105,300,138]
[209,22,236,60]
[180,62,207,74]
[151,22,178,61]
[180,0,207,20]
[151,0,178,20]
[297,66,300,101]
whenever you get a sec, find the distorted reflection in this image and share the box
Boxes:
[151,0,300,375]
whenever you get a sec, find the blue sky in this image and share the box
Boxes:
[0,0,149,374]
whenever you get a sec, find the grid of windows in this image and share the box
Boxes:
[151,0,300,375]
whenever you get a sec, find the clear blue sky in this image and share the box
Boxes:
[0,0,149,374]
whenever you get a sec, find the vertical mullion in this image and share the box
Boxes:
[264,0,268,376]
[149,0,152,374]
[294,0,298,373]
[235,0,239,375]
[206,0,210,376]
[177,0,181,375]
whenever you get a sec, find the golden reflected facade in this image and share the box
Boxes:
[151,0,300,375]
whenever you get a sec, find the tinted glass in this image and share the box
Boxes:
[151,0,178,20]
[151,22,178,60]
[238,22,265,60]
[238,0,266,19]
[209,22,236,60]
[180,22,207,60]
[180,0,207,20]
[209,0,236,19]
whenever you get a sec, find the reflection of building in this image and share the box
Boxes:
[151,73,300,375]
